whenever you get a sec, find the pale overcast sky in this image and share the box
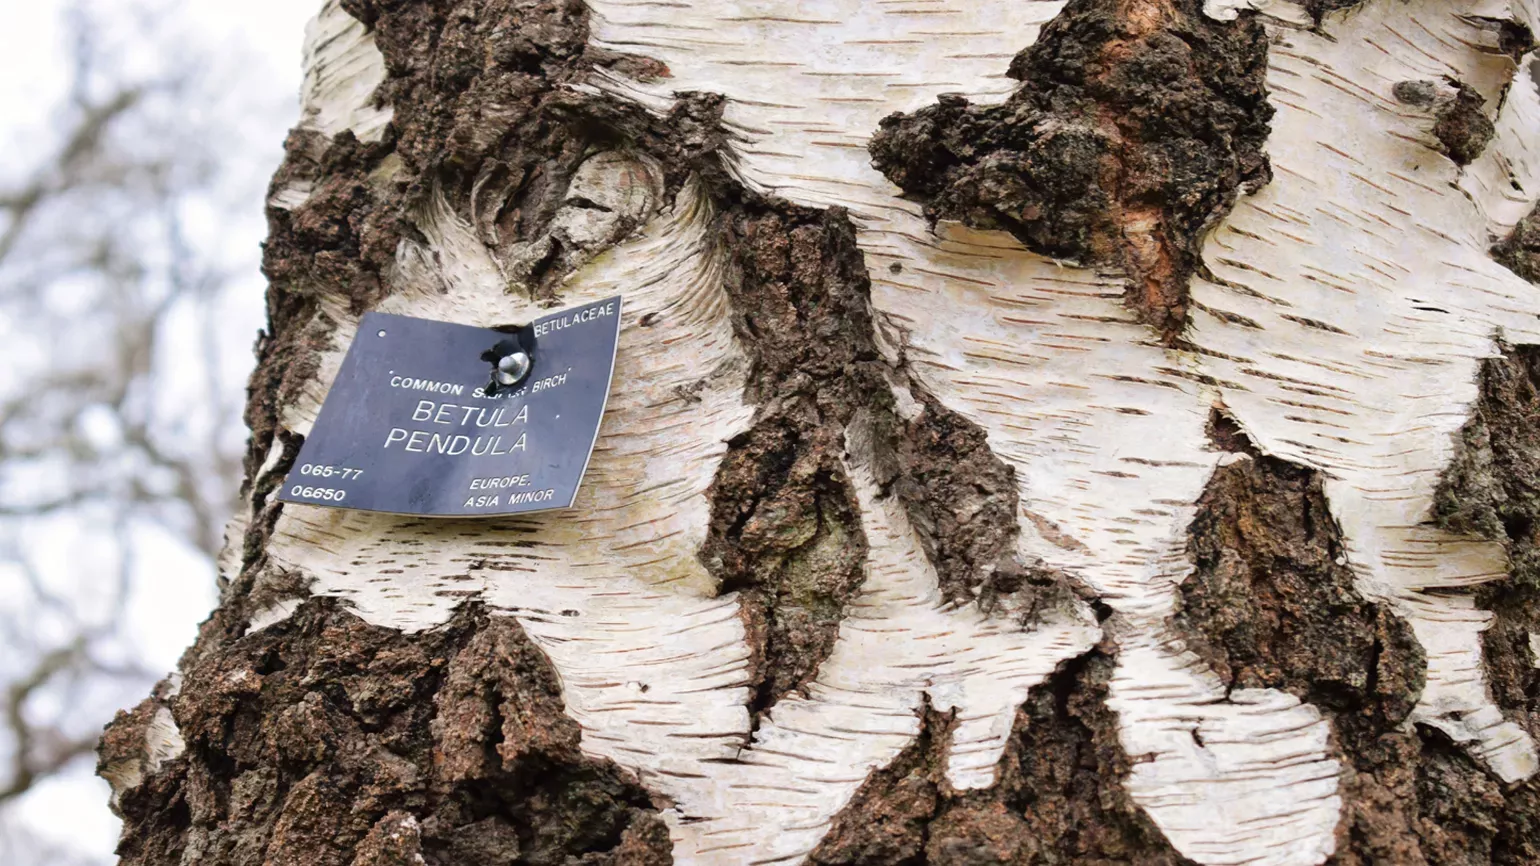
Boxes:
[0,1,321,861]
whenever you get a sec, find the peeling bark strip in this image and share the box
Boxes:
[104,0,1540,864]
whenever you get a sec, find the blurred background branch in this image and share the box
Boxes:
[0,0,314,861]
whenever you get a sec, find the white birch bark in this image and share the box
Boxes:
[163,0,1540,863]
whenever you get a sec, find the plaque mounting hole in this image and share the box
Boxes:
[495,350,531,386]
[377,329,387,337]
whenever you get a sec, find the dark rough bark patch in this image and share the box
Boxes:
[1434,343,1540,549]
[1435,344,1540,740]
[351,812,425,866]
[107,600,670,866]
[1176,424,1444,863]
[1411,731,1540,866]
[250,125,394,523]
[702,199,1080,715]
[1185,411,1540,863]
[893,399,1024,610]
[1498,19,1538,61]
[1391,79,1496,167]
[1179,439,1425,729]
[868,0,1273,342]
[809,649,1196,865]
[1422,346,1540,865]
[1480,572,1540,757]
[1493,203,1540,286]
[887,394,1085,618]
[333,0,729,295]
[704,416,869,713]
[700,202,881,714]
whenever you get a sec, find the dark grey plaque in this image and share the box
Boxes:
[278,296,622,516]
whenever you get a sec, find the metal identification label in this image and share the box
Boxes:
[278,296,622,516]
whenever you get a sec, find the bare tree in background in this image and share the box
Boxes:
[0,2,275,860]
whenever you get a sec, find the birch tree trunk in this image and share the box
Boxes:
[98,0,1540,863]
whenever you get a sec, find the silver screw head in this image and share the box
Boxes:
[495,350,531,386]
